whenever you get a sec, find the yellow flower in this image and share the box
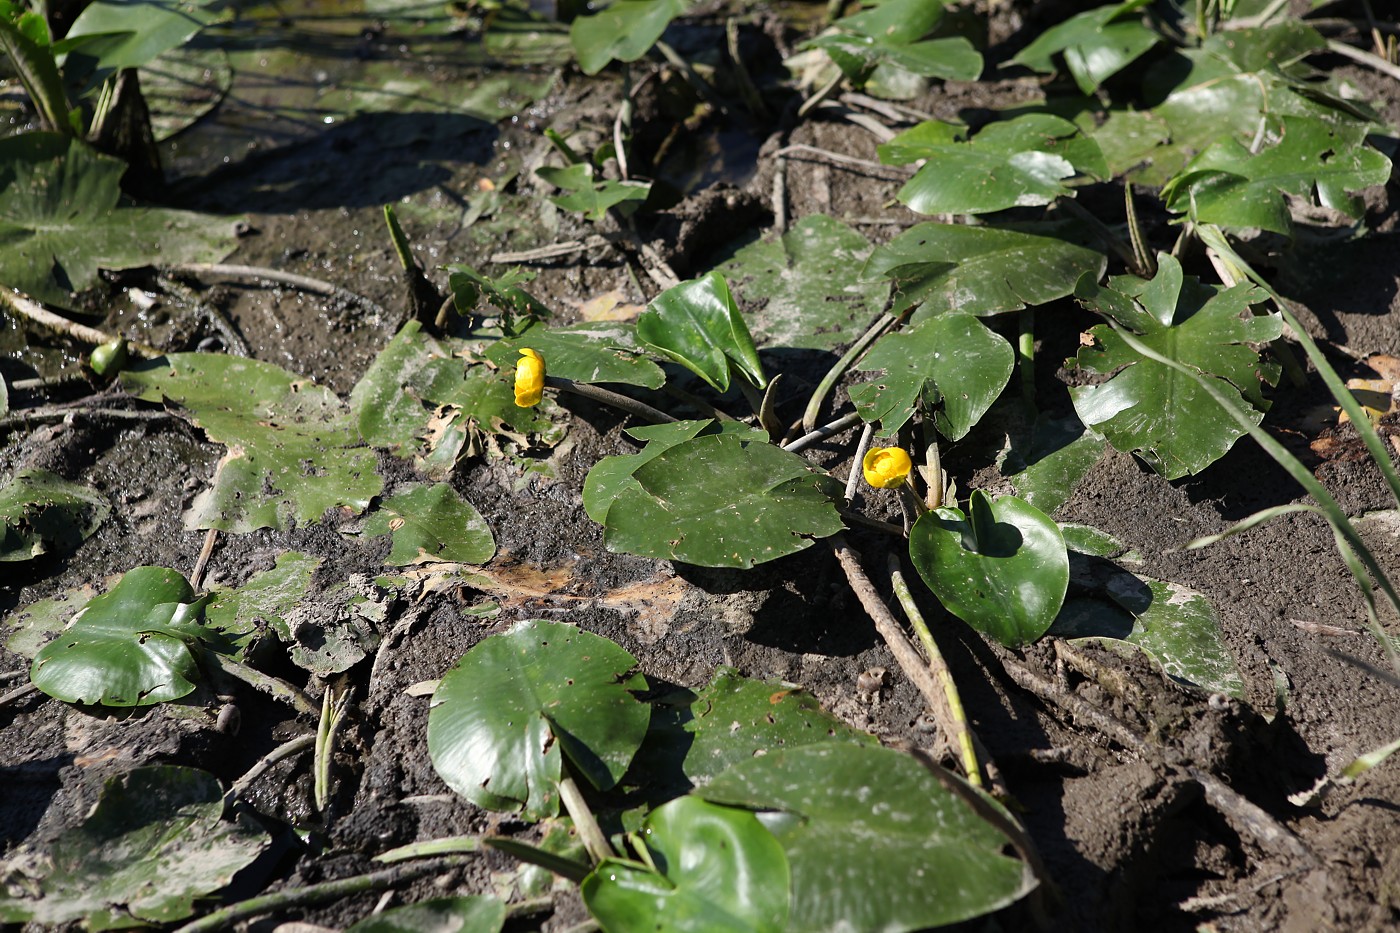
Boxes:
[514,348,545,407]
[863,447,912,490]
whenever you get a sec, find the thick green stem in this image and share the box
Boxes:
[205,651,318,717]
[1018,307,1036,416]
[802,312,900,434]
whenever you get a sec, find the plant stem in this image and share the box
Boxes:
[844,422,875,504]
[228,734,315,800]
[0,288,159,357]
[314,683,352,813]
[374,835,481,863]
[558,771,615,865]
[1018,307,1036,416]
[783,410,864,453]
[170,856,474,933]
[547,377,677,424]
[164,263,390,321]
[888,555,983,788]
[205,651,319,717]
[802,311,899,434]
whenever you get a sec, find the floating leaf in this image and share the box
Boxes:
[30,566,209,707]
[570,0,688,76]
[0,134,232,307]
[698,744,1035,932]
[1071,254,1282,479]
[428,619,650,820]
[849,312,1013,437]
[536,163,651,222]
[122,353,382,532]
[637,272,767,391]
[715,214,890,351]
[1053,570,1244,697]
[1012,0,1158,95]
[1160,114,1391,234]
[893,114,1107,215]
[910,491,1068,647]
[0,468,110,561]
[594,433,844,569]
[203,551,321,655]
[0,766,268,929]
[483,323,665,389]
[345,896,507,933]
[582,797,789,933]
[864,221,1106,320]
[361,483,496,566]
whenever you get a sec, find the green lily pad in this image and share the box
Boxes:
[863,221,1106,320]
[0,468,110,561]
[122,353,382,532]
[698,744,1035,932]
[30,566,210,707]
[483,323,665,389]
[1011,0,1158,95]
[849,312,1013,437]
[0,134,233,307]
[345,895,507,933]
[570,0,689,76]
[582,797,790,933]
[910,491,1069,647]
[637,271,767,392]
[594,432,844,569]
[1071,254,1282,479]
[1161,114,1391,234]
[893,114,1107,215]
[1053,571,1244,697]
[204,551,322,655]
[0,766,268,930]
[361,483,496,566]
[428,619,650,820]
[715,214,890,351]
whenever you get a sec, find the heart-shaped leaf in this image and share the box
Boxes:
[849,312,1013,437]
[30,566,210,707]
[582,797,789,933]
[698,744,1035,932]
[593,432,844,569]
[909,491,1068,647]
[637,272,767,391]
[570,0,688,76]
[428,619,650,820]
[1071,254,1282,479]
[536,163,651,222]
[863,221,1106,320]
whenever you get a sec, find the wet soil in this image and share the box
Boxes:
[5,2,1400,931]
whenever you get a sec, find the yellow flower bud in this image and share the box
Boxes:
[863,447,912,490]
[514,348,545,407]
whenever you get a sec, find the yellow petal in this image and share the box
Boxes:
[863,447,911,490]
[514,348,545,407]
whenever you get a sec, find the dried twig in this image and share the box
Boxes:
[774,143,910,179]
[164,263,390,320]
[1,288,159,357]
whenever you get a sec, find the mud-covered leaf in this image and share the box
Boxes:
[1011,0,1158,95]
[428,619,650,820]
[0,468,110,561]
[483,323,665,389]
[536,163,651,221]
[910,491,1069,647]
[999,413,1106,514]
[122,353,382,531]
[1160,115,1391,234]
[716,214,889,351]
[583,419,768,524]
[864,221,1106,320]
[203,551,320,656]
[346,895,507,933]
[637,271,766,392]
[29,566,209,707]
[281,575,387,676]
[1071,254,1282,479]
[0,134,233,307]
[894,114,1107,215]
[582,797,789,933]
[361,483,495,566]
[1053,572,1244,697]
[698,744,1035,932]
[596,433,844,569]
[0,766,268,929]
[570,0,688,76]
[849,312,1013,437]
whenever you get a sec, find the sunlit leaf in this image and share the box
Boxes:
[29,566,209,707]
[637,271,767,391]
[361,482,495,566]
[1012,0,1158,95]
[698,744,1035,932]
[483,322,665,389]
[849,312,1013,437]
[910,491,1068,647]
[1071,254,1282,478]
[999,413,1106,514]
[60,0,217,76]
[570,0,689,76]
[537,163,651,221]
[0,468,110,561]
[583,797,790,933]
[428,619,650,820]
